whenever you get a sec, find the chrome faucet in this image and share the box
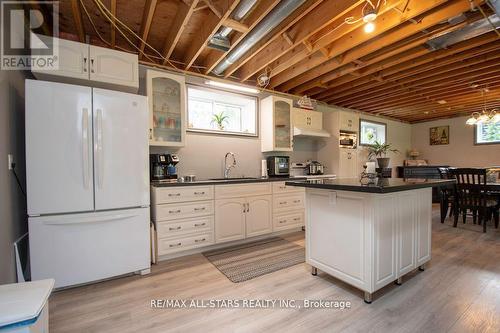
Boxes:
[224,152,237,179]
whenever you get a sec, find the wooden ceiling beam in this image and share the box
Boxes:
[202,0,281,74]
[314,34,499,101]
[222,0,323,78]
[183,0,241,70]
[138,0,158,59]
[322,34,499,103]
[162,0,200,64]
[341,57,500,108]
[272,0,463,91]
[70,0,85,43]
[203,0,222,18]
[235,0,372,81]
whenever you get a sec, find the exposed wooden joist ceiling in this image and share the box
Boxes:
[49,0,499,122]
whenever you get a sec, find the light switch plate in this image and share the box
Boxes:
[8,154,13,170]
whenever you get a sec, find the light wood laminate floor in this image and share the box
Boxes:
[49,206,500,333]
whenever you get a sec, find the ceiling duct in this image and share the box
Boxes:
[489,0,500,16]
[212,0,306,76]
[207,0,259,52]
[425,14,500,50]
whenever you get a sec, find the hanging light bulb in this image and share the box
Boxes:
[477,112,490,124]
[364,22,375,33]
[492,111,500,123]
[466,116,478,125]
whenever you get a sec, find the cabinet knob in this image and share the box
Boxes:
[194,191,205,195]
[83,57,87,72]
[169,226,182,231]
[90,59,95,73]
[169,209,181,214]
[169,242,182,248]
[168,193,181,197]
[195,238,206,243]
[194,207,206,211]
[279,201,287,205]
[194,223,206,227]
[279,220,287,224]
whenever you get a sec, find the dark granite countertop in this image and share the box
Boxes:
[285,178,456,193]
[151,176,306,187]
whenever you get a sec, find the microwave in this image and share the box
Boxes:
[267,156,290,176]
[339,131,357,149]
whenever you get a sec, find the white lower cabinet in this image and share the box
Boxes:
[215,198,247,243]
[272,181,305,231]
[246,195,273,238]
[215,195,272,243]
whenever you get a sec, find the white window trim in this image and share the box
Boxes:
[187,84,259,137]
[359,119,387,146]
[474,122,500,145]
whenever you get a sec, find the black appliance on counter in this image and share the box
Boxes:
[150,154,179,182]
[267,156,290,177]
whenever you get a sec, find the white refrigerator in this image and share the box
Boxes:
[26,79,151,288]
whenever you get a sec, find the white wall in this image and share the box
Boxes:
[411,116,500,167]
[0,69,28,284]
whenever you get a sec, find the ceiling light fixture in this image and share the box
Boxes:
[205,80,260,94]
[362,1,378,33]
[465,88,499,125]
[364,22,375,33]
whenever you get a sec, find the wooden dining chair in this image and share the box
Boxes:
[438,167,455,223]
[450,168,498,233]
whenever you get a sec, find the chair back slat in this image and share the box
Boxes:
[449,168,488,210]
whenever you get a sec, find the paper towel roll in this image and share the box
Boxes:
[261,160,268,178]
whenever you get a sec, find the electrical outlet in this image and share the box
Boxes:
[8,154,14,170]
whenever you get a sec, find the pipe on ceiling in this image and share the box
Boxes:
[212,0,307,76]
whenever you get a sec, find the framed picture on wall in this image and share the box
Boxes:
[429,126,449,145]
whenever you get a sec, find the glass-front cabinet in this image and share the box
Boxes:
[261,96,293,152]
[146,70,186,147]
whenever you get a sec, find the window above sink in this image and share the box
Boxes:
[187,85,258,137]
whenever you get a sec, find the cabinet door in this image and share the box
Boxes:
[246,195,273,238]
[309,111,323,130]
[340,111,358,131]
[215,198,246,243]
[339,149,358,178]
[32,36,89,80]
[273,98,293,151]
[146,70,186,147]
[89,45,138,88]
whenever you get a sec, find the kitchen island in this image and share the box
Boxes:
[286,178,455,303]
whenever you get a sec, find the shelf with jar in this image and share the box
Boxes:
[147,69,186,147]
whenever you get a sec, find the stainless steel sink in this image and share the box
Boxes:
[208,177,259,181]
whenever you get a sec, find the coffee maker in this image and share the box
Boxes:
[150,154,179,182]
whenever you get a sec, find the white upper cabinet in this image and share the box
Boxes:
[261,96,293,152]
[32,36,139,92]
[339,110,359,132]
[32,36,89,80]
[89,45,138,89]
[292,108,323,130]
[146,70,186,147]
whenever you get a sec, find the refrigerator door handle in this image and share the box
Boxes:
[96,108,104,189]
[82,108,90,188]
[43,213,139,226]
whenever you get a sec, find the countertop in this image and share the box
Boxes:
[285,178,456,193]
[151,176,307,187]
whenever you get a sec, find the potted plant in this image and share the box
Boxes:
[211,112,229,131]
[367,140,400,169]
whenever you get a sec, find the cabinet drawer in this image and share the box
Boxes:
[157,216,213,238]
[273,193,305,211]
[157,232,214,255]
[153,200,214,221]
[152,186,214,204]
[273,211,304,231]
[272,181,304,194]
[215,183,272,199]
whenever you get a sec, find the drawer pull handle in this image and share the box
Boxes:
[293,218,301,221]
[280,201,287,205]
[279,220,287,224]
[168,193,181,197]
[169,226,182,231]
[194,207,206,211]
[194,223,206,227]
[195,238,206,243]
[293,200,301,203]
[169,209,181,214]
[279,186,286,189]
[194,191,205,195]
[169,242,182,248]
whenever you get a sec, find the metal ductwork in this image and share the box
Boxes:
[212,0,307,76]
[425,14,500,50]
[489,0,500,16]
[208,0,259,52]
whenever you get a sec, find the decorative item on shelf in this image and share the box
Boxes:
[409,149,420,160]
[296,95,315,110]
[211,112,229,131]
[466,88,499,125]
[366,140,400,169]
[429,126,449,145]
[360,165,377,185]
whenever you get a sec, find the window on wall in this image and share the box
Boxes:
[359,119,387,146]
[475,122,500,145]
[187,86,257,136]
